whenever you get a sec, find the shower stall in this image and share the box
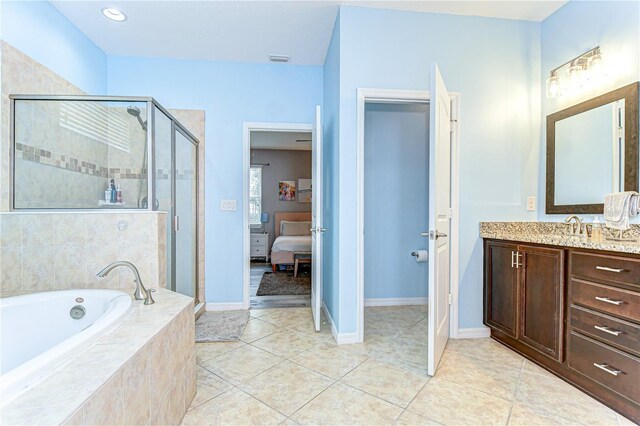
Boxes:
[9,95,199,300]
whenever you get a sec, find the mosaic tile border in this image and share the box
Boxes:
[15,142,147,180]
[13,143,192,181]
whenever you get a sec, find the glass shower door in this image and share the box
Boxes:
[154,109,173,290]
[174,129,198,299]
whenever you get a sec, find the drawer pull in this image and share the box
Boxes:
[593,325,622,336]
[595,296,624,306]
[593,363,623,376]
[595,266,625,273]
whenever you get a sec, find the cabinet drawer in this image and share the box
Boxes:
[571,251,640,287]
[251,237,267,246]
[251,246,267,256]
[570,305,640,356]
[571,278,640,322]
[568,331,640,403]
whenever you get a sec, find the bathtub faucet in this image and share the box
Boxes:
[97,261,155,305]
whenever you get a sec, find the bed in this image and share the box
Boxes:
[271,212,312,272]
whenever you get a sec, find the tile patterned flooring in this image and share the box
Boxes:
[182,306,631,426]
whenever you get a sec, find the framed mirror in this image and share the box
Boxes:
[546,82,639,214]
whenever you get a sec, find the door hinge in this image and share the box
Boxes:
[450,120,458,133]
[448,293,453,305]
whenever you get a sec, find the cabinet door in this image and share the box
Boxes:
[484,240,519,337]
[518,245,565,361]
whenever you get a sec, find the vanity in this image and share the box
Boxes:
[482,82,640,423]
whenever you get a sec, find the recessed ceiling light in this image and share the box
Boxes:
[102,7,127,22]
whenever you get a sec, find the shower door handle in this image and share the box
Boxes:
[174,216,180,232]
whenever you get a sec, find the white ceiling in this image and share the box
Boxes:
[51,1,566,65]
[251,131,312,150]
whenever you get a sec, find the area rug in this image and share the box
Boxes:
[256,271,311,296]
[195,310,250,342]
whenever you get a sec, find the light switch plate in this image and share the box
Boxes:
[221,199,237,211]
[527,196,536,211]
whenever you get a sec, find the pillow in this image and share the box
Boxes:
[280,220,311,236]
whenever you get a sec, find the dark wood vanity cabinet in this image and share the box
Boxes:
[518,244,565,361]
[483,240,564,361]
[484,241,518,337]
[484,240,640,423]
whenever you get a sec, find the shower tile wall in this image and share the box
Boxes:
[1,41,84,212]
[0,41,205,301]
[0,212,166,296]
[12,99,149,209]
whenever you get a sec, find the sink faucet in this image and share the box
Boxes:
[97,261,155,305]
[564,215,584,236]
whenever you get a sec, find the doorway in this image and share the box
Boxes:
[243,110,324,331]
[355,68,460,376]
[362,101,431,374]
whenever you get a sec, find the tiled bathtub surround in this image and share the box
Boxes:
[0,211,167,296]
[0,289,195,426]
[480,221,640,254]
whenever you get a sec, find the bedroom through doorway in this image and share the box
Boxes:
[244,125,315,311]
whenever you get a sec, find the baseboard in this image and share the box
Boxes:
[321,301,339,343]
[364,297,428,307]
[322,301,363,345]
[205,302,245,311]
[455,326,491,339]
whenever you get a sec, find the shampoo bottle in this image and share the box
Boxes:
[110,179,117,204]
[105,185,111,203]
[116,185,123,204]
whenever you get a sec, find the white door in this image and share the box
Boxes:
[427,63,452,375]
[311,105,324,331]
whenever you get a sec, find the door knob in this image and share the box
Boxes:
[421,231,447,239]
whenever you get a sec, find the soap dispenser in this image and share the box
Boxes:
[592,216,602,241]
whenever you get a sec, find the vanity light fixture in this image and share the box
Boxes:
[102,7,127,22]
[546,46,605,99]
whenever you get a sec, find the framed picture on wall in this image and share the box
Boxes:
[298,179,312,203]
[279,180,296,201]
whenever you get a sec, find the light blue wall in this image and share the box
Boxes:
[0,0,107,94]
[107,56,323,303]
[538,1,640,223]
[364,102,429,299]
[321,14,340,324]
[333,6,541,332]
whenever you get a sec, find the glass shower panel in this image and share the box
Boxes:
[13,99,148,209]
[174,130,197,299]
[154,109,173,290]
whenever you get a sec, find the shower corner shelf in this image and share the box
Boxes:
[98,201,127,207]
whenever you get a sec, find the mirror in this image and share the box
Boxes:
[546,82,639,214]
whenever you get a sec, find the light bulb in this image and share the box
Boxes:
[567,64,584,94]
[588,53,605,84]
[546,72,560,99]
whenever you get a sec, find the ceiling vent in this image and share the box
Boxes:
[268,54,290,63]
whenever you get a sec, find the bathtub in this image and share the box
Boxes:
[0,289,132,401]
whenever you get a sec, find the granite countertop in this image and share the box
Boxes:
[480,222,640,255]
[0,288,193,426]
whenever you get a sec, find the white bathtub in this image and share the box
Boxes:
[0,289,132,401]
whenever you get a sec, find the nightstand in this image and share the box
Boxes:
[250,233,269,261]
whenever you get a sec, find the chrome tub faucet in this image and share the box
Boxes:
[97,261,155,305]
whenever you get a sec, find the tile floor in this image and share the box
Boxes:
[182,306,631,426]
